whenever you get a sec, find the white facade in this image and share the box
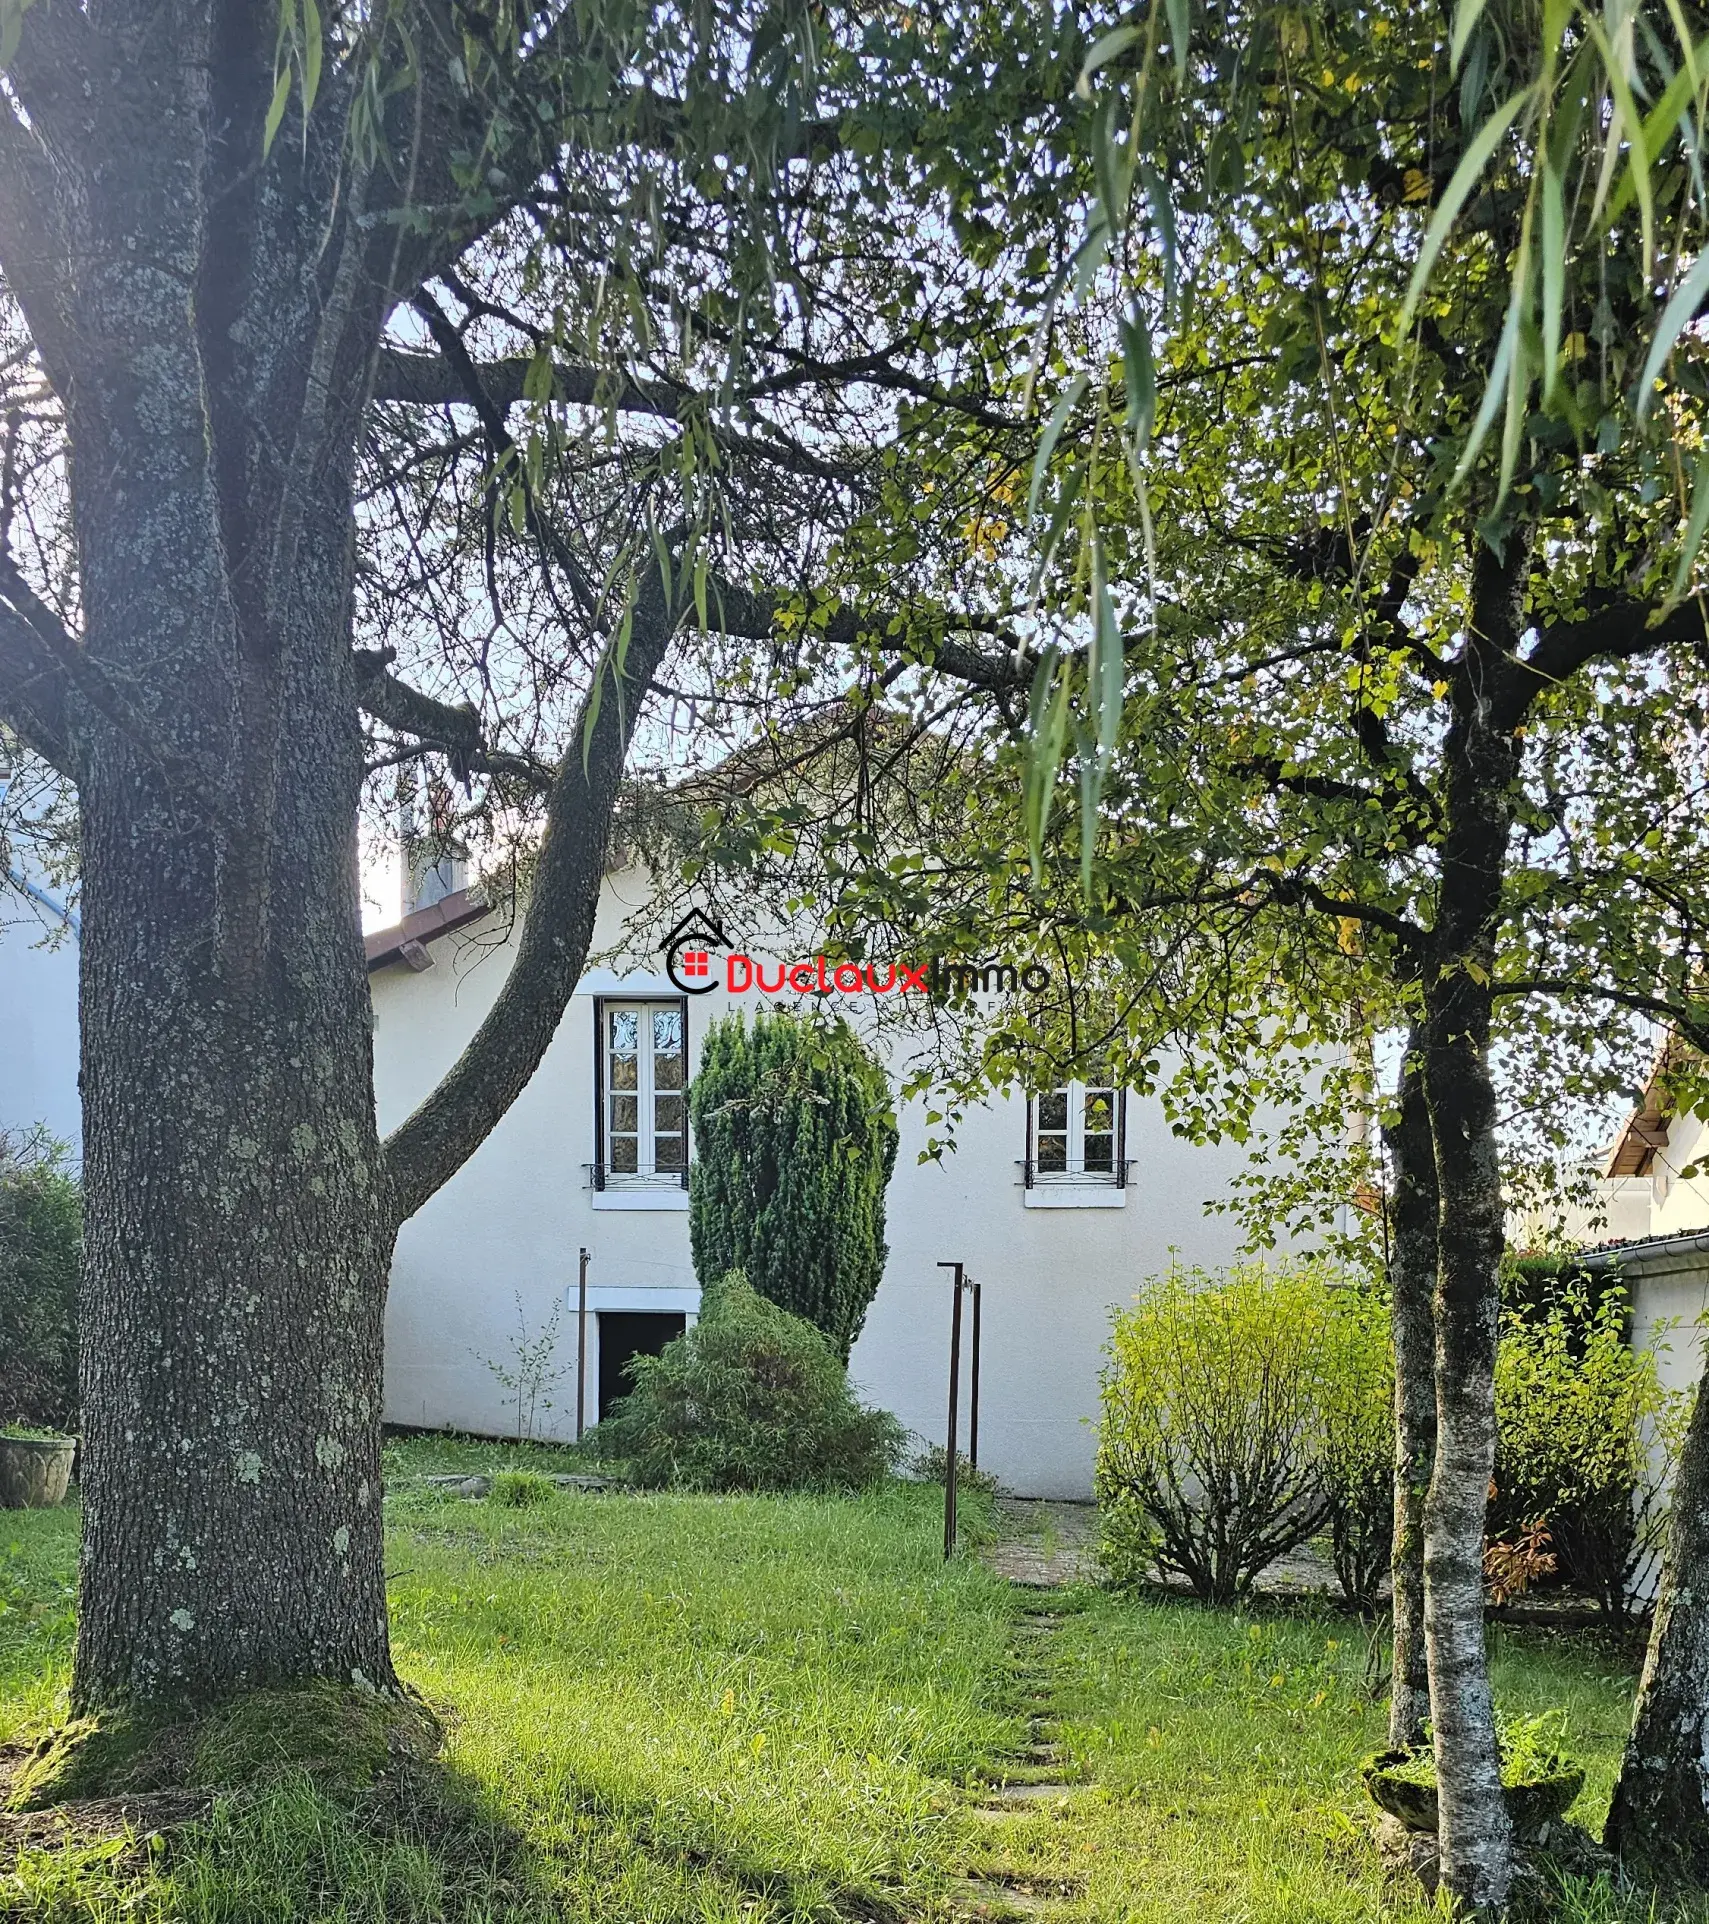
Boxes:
[372,869,1282,1498]
[0,897,80,1154]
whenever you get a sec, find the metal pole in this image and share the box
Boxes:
[576,1248,590,1441]
[939,1261,964,1558]
[968,1280,982,1475]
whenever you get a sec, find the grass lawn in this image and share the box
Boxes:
[0,1440,1699,1921]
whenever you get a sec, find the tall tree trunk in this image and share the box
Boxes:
[1421,996,1510,1912]
[1417,542,1525,1913]
[1383,1028,1436,1753]
[1604,1364,1709,1877]
[74,631,396,1704]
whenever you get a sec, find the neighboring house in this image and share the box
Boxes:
[369,863,1295,1499]
[0,766,81,1154]
[1587,1060,1709,1415]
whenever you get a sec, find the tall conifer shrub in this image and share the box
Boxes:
[689,1012,898,1360]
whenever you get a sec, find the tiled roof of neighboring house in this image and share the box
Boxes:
[1605,1039,1687,1176]
[1572,1227,1709,1269]
[364,886,491,973]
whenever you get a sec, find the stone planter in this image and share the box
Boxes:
[0,1434,76,1508]
[1362,1749,1585,1839]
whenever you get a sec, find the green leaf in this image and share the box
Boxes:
[1450,283,1522,496]
[1636,246,1709,419]
[302,0,323,121]
[0,0,35,70]
[1121,303,1157,456]
[1399,86,1534,335]
[1077,24,1142,100]
[1450,0,1490,74]
[1090,537,1124,770]
[1165,0,1189,82]
[1669,443,1709,599]
[263,62,294,157]
[1027,376,1088,525]
[1540,153,1565,403]
[523,347,555,404]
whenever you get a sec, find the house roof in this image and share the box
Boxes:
[1605,1040,1684,1177]
[1573,1227,1709,1270]
[364,886,491,972]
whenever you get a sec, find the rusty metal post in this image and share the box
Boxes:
[576,1247,590,1441]
[940,1261,965,1557]
[968,1280,982,1475]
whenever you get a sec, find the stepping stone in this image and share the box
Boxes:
[978,1781,1076,1805]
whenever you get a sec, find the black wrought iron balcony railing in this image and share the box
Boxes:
[1015,1159,1134,1190]
[585,1163,691,1192]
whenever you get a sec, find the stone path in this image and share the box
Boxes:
[985,1496,1347,1598]
[984,1499,1099,1588]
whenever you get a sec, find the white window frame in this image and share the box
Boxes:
[1024,1081,1127,1209]
[594,999,690,1205]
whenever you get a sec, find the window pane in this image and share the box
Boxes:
[1084,1089,1115,1132]
[608,1007,639,1090]
[1038,1091,1068,1132]
[654,1092,683,1135]
[610,1137,638,1173]
[653,1047,685,1091]
[1084,1134,1114,1172]
[1036,1135,1067,1173]
[653,1006,683,1058]
[612,1094,638,1133]
[654,1132,685,1171]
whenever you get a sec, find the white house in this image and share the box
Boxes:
[0,821,1304,1499]
[368,862,1289,1498]
[1586,1061,1709,1412]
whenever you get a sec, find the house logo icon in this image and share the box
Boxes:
[661,909,729,996]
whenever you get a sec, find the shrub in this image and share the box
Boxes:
[689,1012,898,1360]
[1097,1257,1384,1603]
[1317,1287,1395,1612]
[0,1130,81,1431]
[591,1270,905,1492]
[1491,1283,1684,1619]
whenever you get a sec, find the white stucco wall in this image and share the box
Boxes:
[0,904,80,1152]
[372,875,1292,1497]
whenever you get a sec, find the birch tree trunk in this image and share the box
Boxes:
[1383,1030,1437,1753]
[1416,544,1526,1914]
[1604,1366,1709,1877]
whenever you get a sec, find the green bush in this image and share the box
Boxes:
[1096,1257,1389,1605]
[1492,1283,1684,1619]
[689,1012,898,1360]
[0,1130,82,1431]
[1317,1287,1395,1612]
[591,1271,905,1492]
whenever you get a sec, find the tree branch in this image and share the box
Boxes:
[380,573,677,1223]
[1498,594,1705,728]
[352,648,554,791]
[0,602,73,775]
[1490,976,1709,1045]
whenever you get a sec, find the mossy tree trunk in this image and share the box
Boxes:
[1604,1372,1709,1877]
[0,2,671,1710]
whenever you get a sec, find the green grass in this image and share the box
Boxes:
[2,1461,1703,1921]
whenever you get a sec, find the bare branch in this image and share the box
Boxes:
[380,574,677,1222]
